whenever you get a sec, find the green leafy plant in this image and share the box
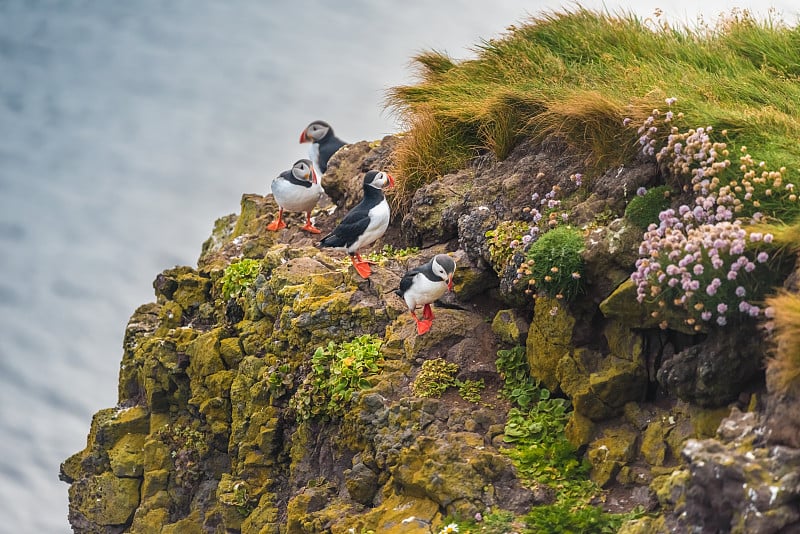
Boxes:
[524,501,642,534]
[518,226,585,301]
[263,362,296,403]
[458,379,485,403]
[220,258,262,300]
[485,220,530,272]
[411,358,459,398]
[366,244,420,263]
[290,335,383,421]
[624,185,674,229]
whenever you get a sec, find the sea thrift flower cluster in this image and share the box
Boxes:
[632,214,773,328]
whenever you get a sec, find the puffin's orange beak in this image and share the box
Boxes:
[447,275,454,291]
[310,168,318,184]
[300,130,308,143]
[387,173,395,188]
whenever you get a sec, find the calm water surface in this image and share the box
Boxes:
[0,1,794,532]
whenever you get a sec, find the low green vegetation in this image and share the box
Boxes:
[624,185,674,229]
[365,244,420,263]
[517,226,585,301]
[290,335,383,421]
[411,358,459,398]
[445,346,638,533]
[219,258,262,300]
[411,359,486,403]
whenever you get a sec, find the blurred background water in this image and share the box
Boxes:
[0,1,795,532]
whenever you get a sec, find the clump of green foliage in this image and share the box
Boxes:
[366,244,420,263]
[291,335,383,421]
[220,258,262,300]
[387,8,800,212]
[624,185,673,229]
[492,346,637,532]
[412,358,459,398]
[485,220,530,271]
[517,226,585,301]
[458,379,485,403]
[263,362,296,404]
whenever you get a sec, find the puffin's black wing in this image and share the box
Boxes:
[396,266,424,297]
[318,136,347,173]
[319,213,370,249]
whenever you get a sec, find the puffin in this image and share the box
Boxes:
[299,120,347,175]
[266,158,323,234]
[396,254,456,335]
[317,170,394,278]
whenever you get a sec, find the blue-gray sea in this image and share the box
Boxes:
[0,1,794,532]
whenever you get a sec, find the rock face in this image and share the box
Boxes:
[61,134,799,533]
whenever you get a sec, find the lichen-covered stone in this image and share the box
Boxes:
[491,308,530,345]
[69,472,141,526]
[565,410,595,449]
[526,296,575,391]
[108,432,146,478]
[587,426,639,487]
[599,279,697,335]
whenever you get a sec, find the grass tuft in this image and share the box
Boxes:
[386,7,800,211]
[765,291,800,394]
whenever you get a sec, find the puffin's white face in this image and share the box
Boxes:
[305,122,330,142]
[292,160,317,184]
[368,171,395,190]
[432,254,456,288]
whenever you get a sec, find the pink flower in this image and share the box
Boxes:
[757,252,768,263]
[735,286,746,297]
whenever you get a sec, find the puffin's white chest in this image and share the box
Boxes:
[270,177,322,213]
[403,273,447,310]
[349,199,390,252]
[308,143,322,177]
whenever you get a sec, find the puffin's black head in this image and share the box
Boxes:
[291,159,318,184]
[432,254,456,290]
[300,120,333,143]
[363,170,394,190]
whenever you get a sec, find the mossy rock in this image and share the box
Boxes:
[108,432,146,477]
[353,491,442,534]
[70,471,141,526]
[600,279,697,335]
[526,296,575,392]
[491,308,530,345]
[587,426,639,487]
[565,410,595,449]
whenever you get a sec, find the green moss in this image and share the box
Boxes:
[624,185,673,229]
[526,295,575,391]
[521,226,585,301]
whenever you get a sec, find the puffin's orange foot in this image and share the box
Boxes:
[266,219,287,231]
[422,304,435,321]
[352,260,372,278]
[300,222,321,234]
[416,319,433,335]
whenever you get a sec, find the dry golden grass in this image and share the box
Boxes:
[765,290,800,394]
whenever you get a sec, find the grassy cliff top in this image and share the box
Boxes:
[387,8,800,205]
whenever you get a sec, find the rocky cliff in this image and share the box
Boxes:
[61,131,800,533]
